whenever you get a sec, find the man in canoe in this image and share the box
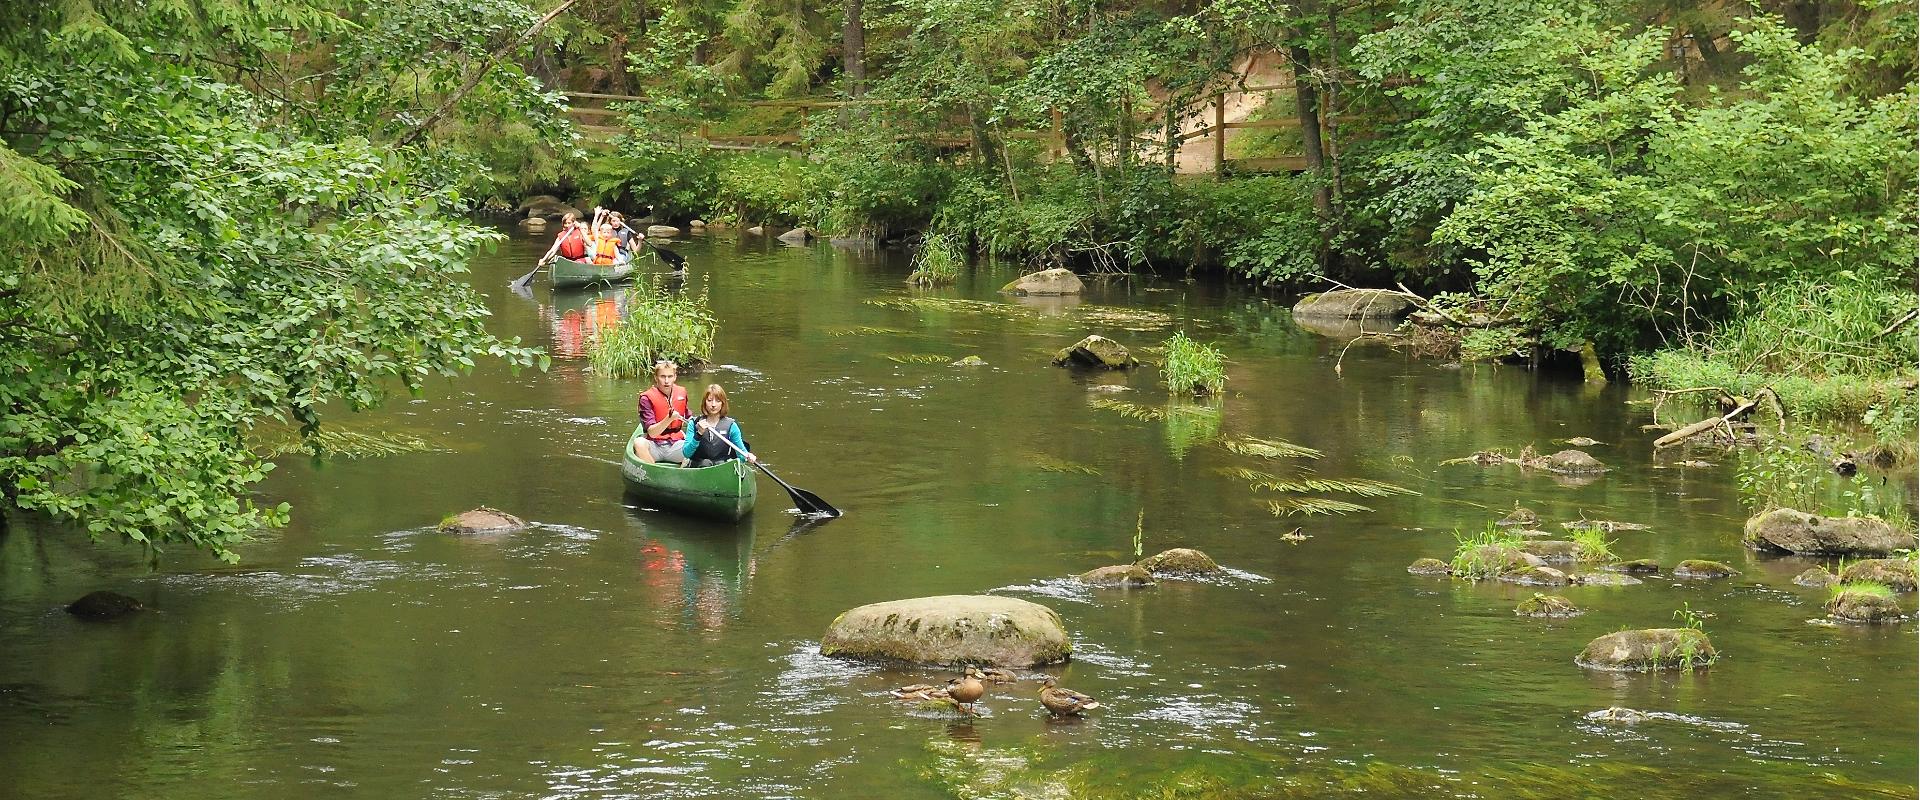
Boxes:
[633,360,691,464]
[536,211,588,265]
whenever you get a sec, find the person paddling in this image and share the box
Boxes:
[537,212,588,265]
[633,360,691,465]
[680,384,757,468]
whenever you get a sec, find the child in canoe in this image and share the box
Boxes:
[682,384,758,468]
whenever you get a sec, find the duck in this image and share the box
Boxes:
[947,668,987,711]
[1038,678,1100,717]
[890,683,950,702]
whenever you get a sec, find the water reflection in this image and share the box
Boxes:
[543,287,629,359]
[619,507,755,632]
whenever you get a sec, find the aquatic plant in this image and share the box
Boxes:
[1070,305,1174,331]
[1264,498,1373,517]
[588,284,717,377]
[1221,468,1418,498]
[1569,528,1617,561]
[1448,524,1526,580]
[1162,332,1227,396]
[1673,601,1708,631]
[1088,397,1166,421]
[1222,436,1322,460]
[907,233,964,286]
[255,428,440,459]
[1164,401,1223,459]
[1132,509,1145,561]
[1033,455,1100,475]
[1829,580,1897,601]
[826,326,905,337]
[883,353,951,364]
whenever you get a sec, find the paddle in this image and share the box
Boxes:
[679,414,840,517]
[510,258,546,290]
[648,240,687,272]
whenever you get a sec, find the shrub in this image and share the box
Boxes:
[711,151,810,225]
[1162,333,1227,395]
[907,233,965,286]
[588,283,716,377]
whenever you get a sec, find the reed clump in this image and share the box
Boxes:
[907,233,964,286]
[589,284,716,377]
[1162,332,1226,396]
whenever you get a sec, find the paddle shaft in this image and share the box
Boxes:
[677,414,839,517]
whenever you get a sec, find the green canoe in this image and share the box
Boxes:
[621,425,757,520]
[550,255,635,289]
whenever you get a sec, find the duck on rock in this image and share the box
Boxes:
[1039,678,1101,717]
[947,668,987,713]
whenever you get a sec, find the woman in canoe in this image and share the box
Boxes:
[682,384,757,468]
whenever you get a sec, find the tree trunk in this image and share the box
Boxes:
[843,0,866,97]
[1288,43,1331,220]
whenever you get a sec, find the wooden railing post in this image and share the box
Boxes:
[1051,108,1064,161]
[1212,91,1226,179]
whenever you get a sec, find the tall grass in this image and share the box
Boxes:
[588,284,717,377]
[907,233,964,286]
[1163,333,1226,396]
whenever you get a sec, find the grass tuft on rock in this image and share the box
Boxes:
[588,284,716,377]
[1830,580,1897,600]
[1569,528,1617,561]
[1449,524,1526,580]
[907,233,964,286]
[1162,332,1226,395]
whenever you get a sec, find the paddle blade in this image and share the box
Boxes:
[790,487,840,518]
[510,265,540,289]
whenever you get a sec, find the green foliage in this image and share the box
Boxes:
[1162,333,1227,395]
[907,234,965,286]
[1569,528,1617,561]
[0,0,551,559]
[589,284,718,377]
[1736,441,1911,523]
[712,151,811,225]
[1132,509,1145,561]
[1673,601,1707,631]
[1831,581,1897,601]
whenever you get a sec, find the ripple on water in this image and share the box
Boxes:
[767,642,874,717]
[162,554,432,608]
[989,577,1095,605]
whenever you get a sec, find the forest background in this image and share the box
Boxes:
[0,0,1913,557]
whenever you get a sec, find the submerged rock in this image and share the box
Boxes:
[777,226,813,243]
[1792,567,1840,588]
[1571,572,1643,587]
[1672,560,1740,580]
[1002,268,1085,296]
[1576,628,1717,672]
[1826,588,1907,623]
[1407,558,1452,576]
[66,590,144,620]
[1051,335,1137,369]
[1498,565,1569,586]
[438,507,528,535]
[1605,559,1661,574]
[1839,559,1917,592]
[1138,548,1221,576]
[1542,450,1608,474]
[949,355,989,367]
[1515,593,1581,618]
[1586,707,1649,724]
[1743,508,1915,556]
[1290,289,1413,320]
[1077,564,1155,588]
[820,595,1072,667]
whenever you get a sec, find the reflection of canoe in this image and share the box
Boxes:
[552,255,635,289]
[621,424,757,520]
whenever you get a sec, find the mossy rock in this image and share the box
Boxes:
[438,507,527,535]
[1458,545,1546,577]
[1839,559,1917,592]
[1498,565,1569,586]
[1571,572,1643,587]
[1542,449,1608,474]
[66,590,145,620]
[1742,508,1916,556]
[1002,268,1085,296]
[1051,335,1137,369]
[1138,547,1221,576]
[1407,558,1451,576]
[1520,540,1581,563]
[1672,560,1740,579]
[1605,559,1661,574]
[1576,628,1717,672]
[1826,588,1907,623]
[820,595,1072,667]
[1515,593,1581,618]
[1078,564,1155,588]
[1792,567,1840,588]
[1495,506,1540,528]
[1290,288,1413,320]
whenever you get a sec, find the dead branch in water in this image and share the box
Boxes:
[1652,387,1783,449]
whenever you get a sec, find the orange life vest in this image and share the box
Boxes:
[556,226,587,259]
[590,236,619,265]
[640,385,689,443]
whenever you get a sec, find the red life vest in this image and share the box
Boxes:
[556,226,587,259]
[639,385,689,443]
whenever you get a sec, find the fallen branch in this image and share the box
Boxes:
[1653,387,1781,449]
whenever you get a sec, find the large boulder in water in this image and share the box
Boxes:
[1138,548,1221,576]
[1052,335,1137,369]
[1077,564,1154,588]
[777,226,814,243]
[1743,508,1915,556]
[1002,268,1085,296]
[438,507,528,535]
[646,224,681,238]
[1840,558,1917,592]
[1826,587,1906,623]
[66,591,144,620]
[515,194,580,221]
[1577,628,1717,672]
[820,595,1072,667]
[1290,289,1413,320]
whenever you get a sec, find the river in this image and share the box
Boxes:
[1,227,1913,798]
